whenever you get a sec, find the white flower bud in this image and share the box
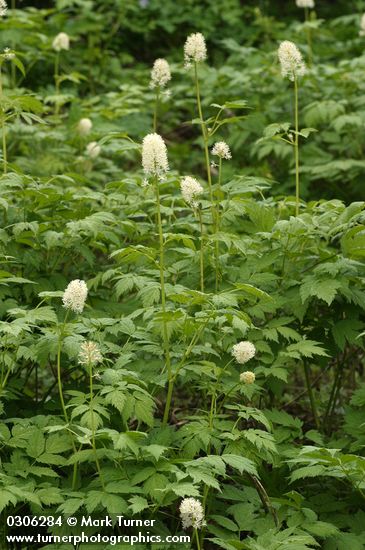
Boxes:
[52,32,70,52]
[86,141,100,159]
[296,0,314,7]
[240,371,256,385]
[77,118,93,136]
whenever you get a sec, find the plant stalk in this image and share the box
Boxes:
[154,178,172,425]
[89,359,105,489]
[153,87,160,132]
[303,361,320,430]
[194,62,215,230]
[294,75,300,216]
[214,157,222,291]
[197,207,204,292]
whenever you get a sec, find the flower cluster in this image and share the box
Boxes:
[150,58,171,89]
[180,176,203,208]
[232,341,256,364]
[240,371,256,385]
[2,47,15,61]
[0,0,7,17]
[52,32,70,52]
[62,279,88,314]
[211,141,232,160]
[184,33,207,67]
[296,0,314,7]
[179,498,205,530]
[142,133,169,177]
[77,118,93,136]
[78,341,102,366]
[86,141,101,159]
[278,40,306,81]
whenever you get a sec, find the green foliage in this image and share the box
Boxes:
[0,1,364,549]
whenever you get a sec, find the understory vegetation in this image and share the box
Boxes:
[0,0,365,548]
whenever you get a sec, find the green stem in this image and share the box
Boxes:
[304,8,313,66]
[294,75,300,216]
[154,178,172,426]
[323,358,341,430]
[216,381,240,415]
[215,157,222,291]
[194,62,215,229]
[303,361,320,430]
[55,52,60,115]
[209,358,234,423]
[249,475,279,527]
[57,326,70,426]
[197,208,204,292]
[153,87,160,132]
[89,360,105,490]
[328,362,344,421]
[0,66,7,174]
[56,312,78,488]
[202,359,234,523]
[11,0,16,88]
[195,528,201,550]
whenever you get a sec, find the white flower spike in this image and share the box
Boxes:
[184,33,207,68]
[78,341,102,366]
[62,279,88,314]
[180,498,205,530]
[278,40,306,81]
[296,0,314,8]
[52,32,70,52]
[150,58,171,89]
[142,133,169,177]
[181,176,203,208]
[211,141,232,160]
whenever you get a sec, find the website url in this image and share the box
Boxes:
[6,532,191,546]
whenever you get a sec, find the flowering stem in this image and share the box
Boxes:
[154,177,172,426]
[214,157,222,291]
[57,317,70,426]
[197,207,204,292]
[54,52,60,115]
[89,359,105,489]
[0,66,7,174]
[195,529,201,550]
[209,358,233,428]
[153,87,160,132]
[11,1,16,88]
[303,360,320,430]
[216,381,240,415]
[56,312,78,488]
[249,475,279,527]
[304,8,313,66]
[294,75,300,216]
[194,62,215,230]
